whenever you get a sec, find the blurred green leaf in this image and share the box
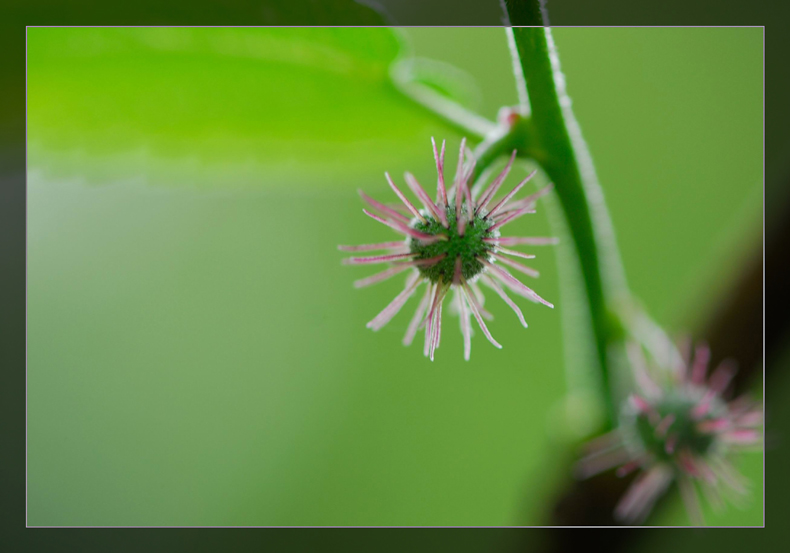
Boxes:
[27,27,449,188]
[5,2,390,145]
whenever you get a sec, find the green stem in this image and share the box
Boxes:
[503,2,630,426]
[390,58,496,140]
[502,0,549,28]
[467,115,533,186]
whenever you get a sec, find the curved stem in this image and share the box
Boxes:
[390,58,496,140]
[467,116,534,186]
[503,3,630,426]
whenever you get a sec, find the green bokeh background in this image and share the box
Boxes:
[27,27,762,526]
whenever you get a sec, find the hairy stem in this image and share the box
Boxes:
[503,2,630,425]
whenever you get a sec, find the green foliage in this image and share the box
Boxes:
[26,26,763,528]
[27,27,443,187]
[4,1,388,145]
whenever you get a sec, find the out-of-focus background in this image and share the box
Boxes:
[26,26,762,530]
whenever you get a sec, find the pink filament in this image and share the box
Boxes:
[487,170,536,218]
[690,343,711,384]
[338,241,407,252]
[493,246,536,260]
[458,291,472,361]
[385,172,426,224]
[353,264,413,288]
[482,260,553,308]
[476,149,517,211]
[358,190,411,224]
[484,236,559,246]
[482,275,528,327]
[404,171,445,226]
[461,281,502,349]
[362,209,444,243]
[432,137,448,207]
[366,273,422,331]
[488,204,537,232]
[403,285,432,346]
[342,252,417,265]
[491,252,540,278]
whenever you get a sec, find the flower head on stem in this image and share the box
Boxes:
[339,138,557,360]
[576,337,762,525]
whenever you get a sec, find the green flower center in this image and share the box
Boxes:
[625,391,725,463]
[409,207,497,283]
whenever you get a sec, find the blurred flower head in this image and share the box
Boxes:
[339,138,556,360]
[577,338,762,525]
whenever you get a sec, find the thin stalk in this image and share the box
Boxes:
[503,2,630,426]
[390,58,496,140]
[467,114,535,186]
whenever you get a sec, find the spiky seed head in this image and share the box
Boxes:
[339,137,556,360]
[576,337,763,525]
[622,389,725,464]
[409,207,498,283]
